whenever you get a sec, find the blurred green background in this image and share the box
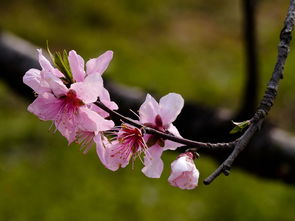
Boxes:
[1,0,295,220]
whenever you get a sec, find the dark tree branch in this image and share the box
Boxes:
[204,0,295,185]
[95,100,237,149]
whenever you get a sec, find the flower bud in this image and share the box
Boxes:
[168,152,199,190]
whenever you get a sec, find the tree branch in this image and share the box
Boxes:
[95,100,236,150]
[1,32,295,184]
[204,0,295,185]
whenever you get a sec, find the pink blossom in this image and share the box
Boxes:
[95,93,184,178]
[168,152,199,190]
[68,49,113,80]
[95,124,148,171]
[24,49,117,144]
[68,50,118,116]
[23,49,63,94]
[139,93,184,178]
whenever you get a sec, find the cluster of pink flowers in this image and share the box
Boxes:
[23,49,199,190]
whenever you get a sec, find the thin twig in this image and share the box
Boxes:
[204,0,295,185]
[95,100,236,150]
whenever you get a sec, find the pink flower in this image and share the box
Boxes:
[168,152,199,190]
[23,49,64,95]
[67,49,118,117]
[23,49,117,144]
[139,93,184,178]
[95,93,184,178]
[95,124,148,171]
[68,49,114,81]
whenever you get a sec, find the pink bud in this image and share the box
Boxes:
[168,152,199,190]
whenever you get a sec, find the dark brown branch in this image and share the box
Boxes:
[204,0,295,185]
[95,100,236,150]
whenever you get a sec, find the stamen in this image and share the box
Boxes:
[129,109,140,118]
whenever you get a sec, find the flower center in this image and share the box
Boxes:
[118,124,145,153]
[64,89,84,108]
[144,115,167,147]
[53,89,84,129]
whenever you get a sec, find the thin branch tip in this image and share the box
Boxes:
[204,0,295,185]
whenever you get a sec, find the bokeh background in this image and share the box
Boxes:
[1,0,295,220]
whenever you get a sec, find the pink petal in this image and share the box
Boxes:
[28,93,63,121]
[89,99,118,119]
[169,171,199,190]
[53,69,64,78]
[89,103,110,118]
[105,142,131,170]
[159,93,184,126]
[167,124,181,137]
[42,72,68,97]
[70,74,103,104]
[168,155,199,190]
[68,50,86,82]
[139,94,160,124]
[38,49,54,73]
[37,49,63,78]
[94,134,120,171]
[163,140,182,151]
[23,68,50,94]
[99,87,118,110]
[94,134,108,166]
[141,145,164,178]
[78,107,114,132]
[56,117,77,144]
[86,50,113,75]
[169,157,191,178]
[163,124,183,150]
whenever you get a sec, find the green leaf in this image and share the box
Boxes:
[230,120,251,134]
[46,41,55,64]
[46,43,73,84]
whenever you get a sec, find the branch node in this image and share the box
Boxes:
[223,169,231,176]
[223,164,231,176]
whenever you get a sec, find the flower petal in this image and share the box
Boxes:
[167,123,181,137]
[42,71,68,97]
[94,134,108,166]
[86,50,113,75]
[28,93,63,121]
[38,49,54,72]
[56,117,76,144]
[159,93,184,125]
[168,155,199,190]
[38,49,63,78]
[68,50,86,82]
[141,145,164,178]
[99,87,119,110]
[89,103,109,118]
[78,107,114,132]
[106,143,131,170]
[163,124,183,150]
[94,134,122,171]
[70,74,103,104]
[139,94,159,124]
[23,68,50,94]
